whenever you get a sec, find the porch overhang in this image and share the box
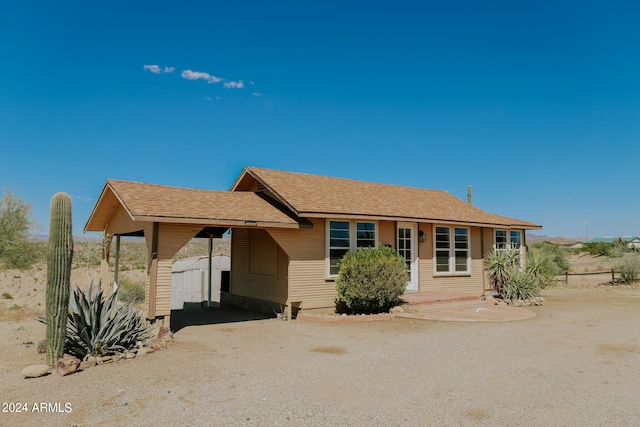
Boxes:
[84,179,303,234]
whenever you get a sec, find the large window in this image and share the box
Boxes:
[434,226,469,274]
[327,220,377,276]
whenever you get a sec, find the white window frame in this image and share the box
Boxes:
[326,219,378,277]
[433,225,470,275]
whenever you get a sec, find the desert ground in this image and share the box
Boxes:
[1,253,639,426]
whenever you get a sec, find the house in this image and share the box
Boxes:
[85,167,541,325]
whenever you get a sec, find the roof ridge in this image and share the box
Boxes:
[247,166,449,193]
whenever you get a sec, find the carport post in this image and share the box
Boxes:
[208,233,213,307]
[113,235,120,291]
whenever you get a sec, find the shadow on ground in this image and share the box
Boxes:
[170,304,274,332]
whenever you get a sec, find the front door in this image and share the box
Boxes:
[397,222,418,291]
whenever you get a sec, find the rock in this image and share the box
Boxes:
[513,300,525,307]
[124,352,136,359]
[101,355,114,363]
[57,357,81,376]
[136,347,149,357]
[37,339,46,354]
[497,301,508,307]
[389,306,404,314]
[80,359,97,369]
[22,364,51,378]
[144,346,154,354]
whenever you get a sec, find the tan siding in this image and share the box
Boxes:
[267,219,337,308]
[231,228,288,304]
[418,225,484,296]
[105,205,142,235]
[249,229,277,276]
[378,220,395,248]
[144,223,202,317]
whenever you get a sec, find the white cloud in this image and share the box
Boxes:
[144,64,174,74]
[181,69,223,84]
[252,92,263,97]
[224,80,244,89]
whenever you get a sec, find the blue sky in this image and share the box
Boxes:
[1,1,638,240]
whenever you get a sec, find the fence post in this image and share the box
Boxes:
[611,269,615,284]
[565,271,569,285]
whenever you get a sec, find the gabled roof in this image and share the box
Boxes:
[84,179,300,232]
[232,167,541,229]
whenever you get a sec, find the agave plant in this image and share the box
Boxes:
[65,282,152,359]
[39,282,152,359]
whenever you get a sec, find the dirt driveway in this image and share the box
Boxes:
[1,284,639,426]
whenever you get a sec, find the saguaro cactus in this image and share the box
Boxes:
[46,192,73,365]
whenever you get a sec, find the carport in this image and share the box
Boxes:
[84,179,303,327]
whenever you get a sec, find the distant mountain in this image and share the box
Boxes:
[526,233,584,244]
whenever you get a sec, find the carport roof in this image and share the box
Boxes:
[84,179,300,232]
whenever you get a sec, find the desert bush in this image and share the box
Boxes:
[526,242,569,287]
[0,190,41,269]
[336,245,409,314]
[504,269,540,300]
[1,292,12,299]
[582,241,611,257]
[614,253,640,284]
[484,248,520,295]
[116,275,145,304]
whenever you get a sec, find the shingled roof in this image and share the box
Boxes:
[84,179,300,232]
[232,167,541,229]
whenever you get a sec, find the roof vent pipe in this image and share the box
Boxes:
[467,185,472,205]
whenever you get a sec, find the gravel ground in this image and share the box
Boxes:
[1,283,639,427]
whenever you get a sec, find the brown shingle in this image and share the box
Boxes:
[243,167,541,229]
[85,179,299,231]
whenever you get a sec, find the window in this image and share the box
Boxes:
[494,229,523,268]
[434,226,469,274]
[327,220,377,276]
[494,230,521,250]
[329,221,351,276]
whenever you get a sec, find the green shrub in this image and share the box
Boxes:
[505,269,540,300]
[0,190,42,269]
[526,242,569,288]
[1,292,12,299]
[117,275,145,304]
[582,241,611,257]
[336,245,409,314]
[615,253,640,284]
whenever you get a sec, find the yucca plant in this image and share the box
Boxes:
[484,248,520,296]
[65,282,151,358]
[504,269,540,300]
